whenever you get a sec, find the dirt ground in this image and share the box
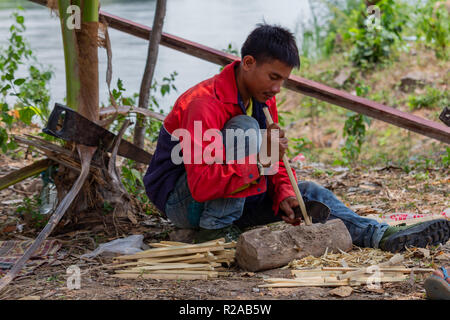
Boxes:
[0,148,448,300]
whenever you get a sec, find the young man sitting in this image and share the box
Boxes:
[144,24,450,251]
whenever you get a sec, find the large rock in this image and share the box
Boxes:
[399,72,432,93]
[235,219,352,272]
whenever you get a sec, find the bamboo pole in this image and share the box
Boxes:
[0,159,52,191]
[262,107,312,225]
[58,0,80,111]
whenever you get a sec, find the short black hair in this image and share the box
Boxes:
[241,23,300,69]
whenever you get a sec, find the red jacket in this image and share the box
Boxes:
[144,60,297,215]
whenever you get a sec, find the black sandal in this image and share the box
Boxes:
[424,266,450,300]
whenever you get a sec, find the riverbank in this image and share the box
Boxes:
[279,42,449,170]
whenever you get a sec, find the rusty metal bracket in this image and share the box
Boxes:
[440,107,450,127]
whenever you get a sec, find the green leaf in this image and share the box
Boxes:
[16,15,24,24]
[18,107,35,125]
[14,78,25,86]
[1,84,11,93]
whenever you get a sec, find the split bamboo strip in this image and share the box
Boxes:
[223,242,237,249]
[260,274,408,288]
[337,254,404,280]
[159,241,189,246]
[187,267,216,271]
[137,253,206,264]
[119,263,214,271]
[321,267,434,273]
[291,269,427,278]
[112,273,208,280]
[104,261,141,269]
[148,243,175,248]
[135,269,220,277]
[115,245,226,260]
[123,239,223,254]
[181,257,217,264]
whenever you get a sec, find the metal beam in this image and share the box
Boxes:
[29,0,450,144]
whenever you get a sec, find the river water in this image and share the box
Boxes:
[0,0,313,113]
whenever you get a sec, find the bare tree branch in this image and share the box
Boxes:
[133,0,167,150]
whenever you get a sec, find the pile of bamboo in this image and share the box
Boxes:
[260,254,434,288]
[107,238,236,280]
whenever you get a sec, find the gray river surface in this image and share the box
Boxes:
[0,0,313,113]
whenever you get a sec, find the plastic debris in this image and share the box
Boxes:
[80,235,144,259]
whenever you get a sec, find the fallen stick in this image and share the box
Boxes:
[337,254,404,280]
[0,145,97,292]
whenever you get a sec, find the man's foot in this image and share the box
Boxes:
[424,266,450,300]
[193,224,242,243]
[379,219,450,253]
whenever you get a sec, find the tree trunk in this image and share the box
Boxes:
[133,0,167,150]
[53,0,134,233]
[76,0,99,122]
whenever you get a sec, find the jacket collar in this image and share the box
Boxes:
[214,60,269,116]
[214,60,240,104]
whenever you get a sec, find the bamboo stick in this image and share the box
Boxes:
[159,241,189,246]
[105,261,141,269]
[0,159,52,191]
[262,107,312,225]
[321,267,434,273]
[148,243,175,248]
[134,270,220,277]
[115,245,226,260]
[260,274,408,288]
[137,253,206,264]
[337,254,404,280]
[112,273,208,280]
[119,263,213,271]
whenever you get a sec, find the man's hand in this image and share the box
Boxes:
[258,123,289,166]
[279,196,302,226]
